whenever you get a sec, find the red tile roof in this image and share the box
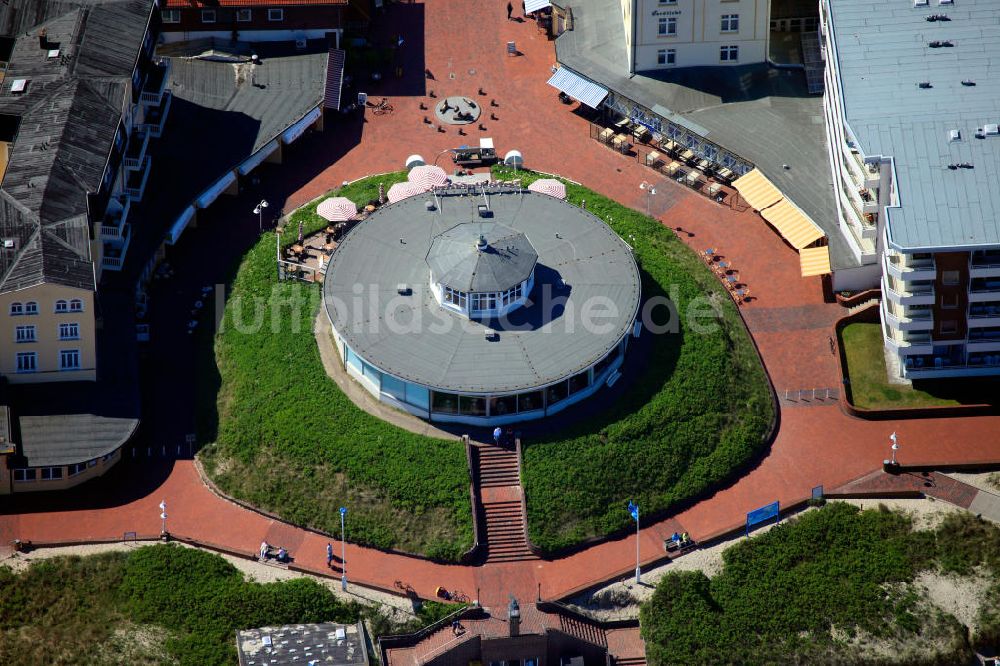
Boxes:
[163,0,347,7]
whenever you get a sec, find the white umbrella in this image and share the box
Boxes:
[387,181,427,203]
[527,178,567,199]
[316,197,358,222]
[407,164,450,191]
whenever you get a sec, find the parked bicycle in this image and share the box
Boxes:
[367,97,394,116]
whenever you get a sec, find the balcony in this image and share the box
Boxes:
[123,128,149,171]
[970,278,1000,303]
[882,300,934,332]
[970,252,1000,279]
[125,156,151,201]
[884,253,936,282]
[101,224,131,272]
[140,89,172,139]
[885,325,933,355]
[100,196,130,240]
[883,274,935,306]
[849,150,880,188]
[140,59,170,107]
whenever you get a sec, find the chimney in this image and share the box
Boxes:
[508,597,520,637]
[38,29,47,50]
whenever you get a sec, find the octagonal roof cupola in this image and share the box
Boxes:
[426,221,538,294]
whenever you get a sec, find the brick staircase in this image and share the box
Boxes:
[612,656,647,666]
[473,443,537,563]
[558,615,608,648]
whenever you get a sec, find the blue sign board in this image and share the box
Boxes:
[746,501,780,536]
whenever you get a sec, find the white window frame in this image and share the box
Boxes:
[657,48,676,66]
[236,8,252,22]
[721,14,739,33]
[40,466,63,481]
[162,8,181,23]
[68,462,87,476]
[13,468,35,482]
[9,301,22,315]
[59,322,80,340]
[69,298,84,312]
[60,349,81,371]
[16,351,37,373]
[201,9,216,23]
[658,17,677,36]
[24,301,38,315]
[15,325,35,343]
[268,8,284,21]
[54,299,68,313]
[720,45,739,62]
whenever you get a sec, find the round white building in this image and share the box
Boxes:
[323,186,641,425]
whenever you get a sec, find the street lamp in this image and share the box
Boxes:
[639,181,656,216]
[159,499,168,539]
[253,199,269,234]
[339,506,347,591]
[890,432,899,465]
[627,501,640,584]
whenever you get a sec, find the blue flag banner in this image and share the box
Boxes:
[627,501,639,521]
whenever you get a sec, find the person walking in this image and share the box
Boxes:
[326,542,334,568]
[493,426,502,445]
[506,1,513,20]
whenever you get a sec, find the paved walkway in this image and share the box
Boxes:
[5,0,1000,612]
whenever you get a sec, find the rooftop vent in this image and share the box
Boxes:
[913,0,928,6]
[948,129,961,141]
[2,239,14,249]
[939,0,953,5]
[962,80,976,86]
[485,330,499,342]
[985,123,1000,136]
[47,49,59,59]
[918,81,932,88]
[10,79,27,94]
[476,234,488,252]
[396,284,411,295]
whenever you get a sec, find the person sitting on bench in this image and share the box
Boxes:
[277,547,288,563]
[260,541,270,559]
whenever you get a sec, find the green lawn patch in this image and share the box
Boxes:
[840,322,998,410]
[0,545,358,666]
[641,502,1000,665]
[198,172,473,562]
[491,166,774,554]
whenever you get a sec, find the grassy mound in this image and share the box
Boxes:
[198,173,473,562]
[0,545,358,666]
[642,502,1000,665]
[490,167,773,553]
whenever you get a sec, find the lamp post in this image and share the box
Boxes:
[639,181,656,216]
[339,506,347,591]
[627,501,640,584]
[890,432,899,465]
[159,499,168,539]
[253,199,269,234]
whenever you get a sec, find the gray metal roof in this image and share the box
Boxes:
[0,0,153,293]
[555,0,855,269]
[826,0,1000,251]
[324,189,641,394]
[236,622,369,666]
[426,222,538,293]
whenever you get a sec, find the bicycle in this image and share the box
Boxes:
[368,97,394,116]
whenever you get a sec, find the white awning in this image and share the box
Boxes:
[281,107,322,144]
[237,140,279,176]
[525,0,551,12]
[546,67,608,109]
[166,206,196,245]
[195,171,236,209]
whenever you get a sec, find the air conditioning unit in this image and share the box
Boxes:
[2,239,15,249]
[913,0,928,6]
[985,123,1000,136]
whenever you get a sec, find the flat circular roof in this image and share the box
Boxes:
[323,188,641,394]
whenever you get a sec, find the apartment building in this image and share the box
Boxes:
[159,0,371,45]
[624,0,769,72]
[821,0,1000,378]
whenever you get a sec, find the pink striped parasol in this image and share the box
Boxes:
[527,178,567,200]
[316,197,358,222]
[407,164,450,191]
[387,181,427,203]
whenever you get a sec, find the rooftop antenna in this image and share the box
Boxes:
[481,183,490,210]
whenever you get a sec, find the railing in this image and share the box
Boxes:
[140,59,170,106]
[102,254,124,269]
[125,157,151,199]
[101,224,124,239]
[123,132,149,170]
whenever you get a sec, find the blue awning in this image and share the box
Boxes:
[237,140,279,176]
[281,107,322,144]
[546,67,608,109]
[195,171,236,209]
[166,206,196,245]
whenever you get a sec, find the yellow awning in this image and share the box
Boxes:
[799,246,832,277]
[732,168,782,211]
[761,199,826,250]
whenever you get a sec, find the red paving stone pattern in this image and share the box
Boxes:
[5,0,1000,610]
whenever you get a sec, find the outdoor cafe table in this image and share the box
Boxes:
[599,128,614,143]
[678,148,695,162]
[665,161,682,175]
[612,134,629,152]
[291,244,304,254]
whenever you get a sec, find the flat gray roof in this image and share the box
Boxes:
[555,0,857,269]
[827,0,1000,251]
[323,189,641,394]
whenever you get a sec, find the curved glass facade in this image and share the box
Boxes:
[334,327,630,425]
